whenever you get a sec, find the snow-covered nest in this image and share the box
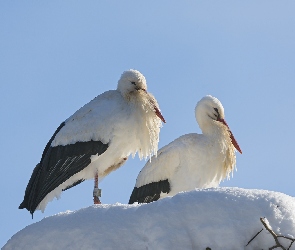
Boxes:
[4,188,295,250]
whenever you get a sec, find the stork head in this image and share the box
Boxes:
[195,95,242,154]
[117,69,165,124]
[195,95,224,130]
[117,69,147,96]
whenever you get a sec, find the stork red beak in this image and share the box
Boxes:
[143,89,165,123]
[154,106,166,123]
[218,118,242,154]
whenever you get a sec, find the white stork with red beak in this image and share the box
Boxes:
[129,95,242,204]
[19,69,165,216]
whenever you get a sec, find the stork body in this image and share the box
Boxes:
[129,95,241,204]
[19,69,165,215]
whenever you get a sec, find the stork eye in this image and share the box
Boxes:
[213,108,219,118]
[131,81,136,85]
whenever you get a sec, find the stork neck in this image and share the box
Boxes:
[202,120,221,135]
[203,120,231,145]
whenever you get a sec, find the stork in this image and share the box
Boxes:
[19,69,165,216]
[129,95,241,204]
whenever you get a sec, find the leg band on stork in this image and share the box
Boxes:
[93,172,101,204]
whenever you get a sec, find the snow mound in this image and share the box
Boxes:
[4,188,295,250]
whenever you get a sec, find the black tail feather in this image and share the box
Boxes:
[128,179,170,204]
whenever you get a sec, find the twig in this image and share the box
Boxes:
[246,228,264,246]
[260,217,295,250]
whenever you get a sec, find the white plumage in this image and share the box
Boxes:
[20,69,165,215]
[129,95,242,204]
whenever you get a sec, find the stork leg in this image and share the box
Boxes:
[93,172,101,204]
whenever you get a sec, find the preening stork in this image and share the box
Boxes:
[129,95,242,204]
[19,69,165,216]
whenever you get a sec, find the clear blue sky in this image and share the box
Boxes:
[1,1,295,247]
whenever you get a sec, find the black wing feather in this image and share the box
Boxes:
[128,179,170,204]
[62,179,85,191]
[19,122,108,216]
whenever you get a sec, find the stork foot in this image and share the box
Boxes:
[93,196,101,204]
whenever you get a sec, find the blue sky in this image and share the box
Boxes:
[1,1,295,247]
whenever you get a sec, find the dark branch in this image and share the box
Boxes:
[246,228,263,246]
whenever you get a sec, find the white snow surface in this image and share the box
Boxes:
[5,188,295,250]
